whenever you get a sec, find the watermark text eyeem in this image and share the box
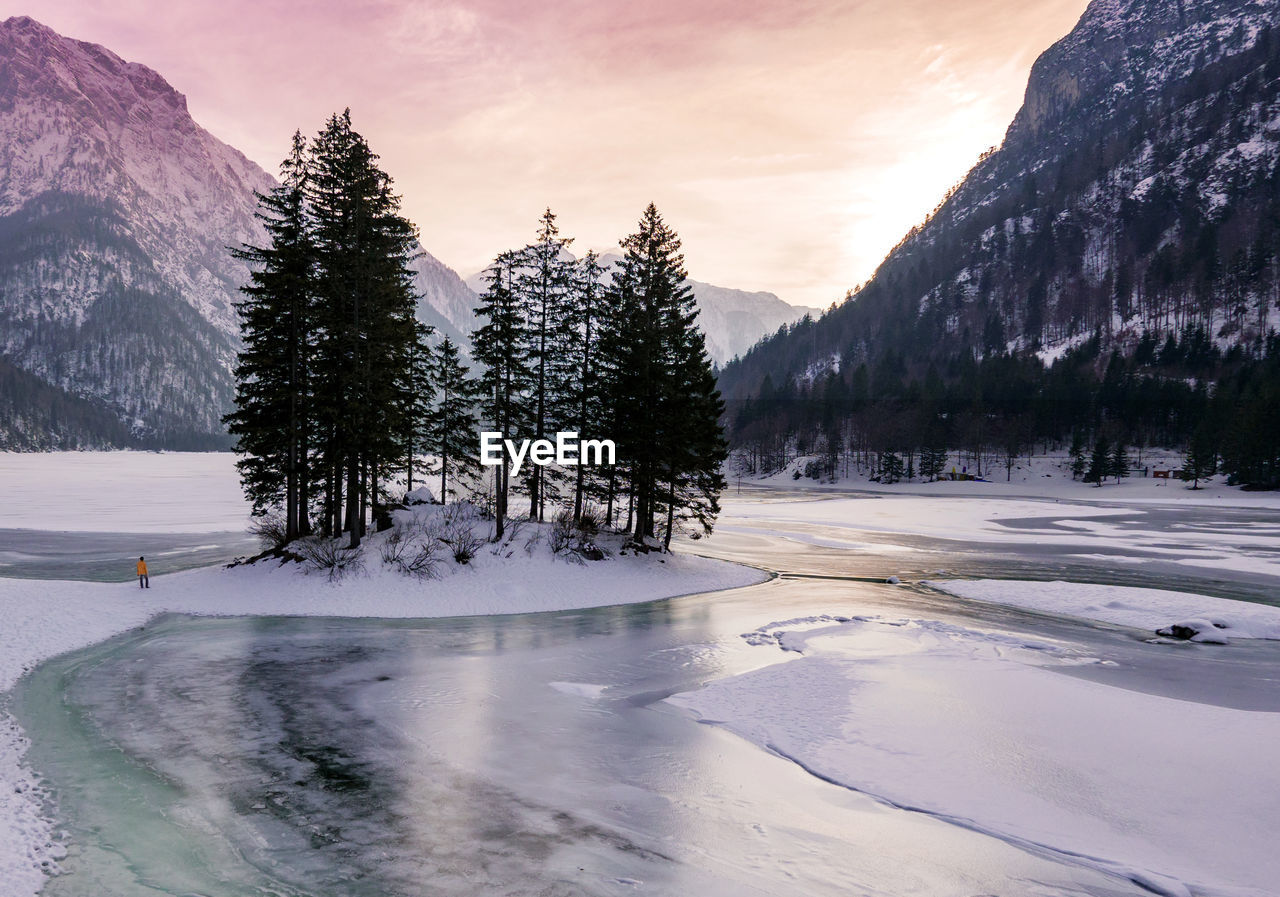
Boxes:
[480,432,615,476]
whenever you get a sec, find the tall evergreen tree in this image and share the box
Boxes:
[472,250,530,539]
[1111,441,1131,483]
[1068,430,1087,480]
[226,131,315,542]
[405,321,436,493]
[1183,425,1218,489]
[1085,435,1110,485]
[516,209,575,521]
[566,251,609,521]
[425,337,481,502]
[308,109,420,547]
[602,204,726,546]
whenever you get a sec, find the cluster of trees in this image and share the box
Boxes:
[1067,433,1132,485]
[731,328,1280,490]
[228,113,727,550]
[227,113,434,548]
[0,193,239,449]
[472,205,726,548]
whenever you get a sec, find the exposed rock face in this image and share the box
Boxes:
[683,279,817,367]
[0,16,476,447]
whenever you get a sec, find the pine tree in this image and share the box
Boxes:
[602,204,726,547]
[919,443,947,482]
[404,321,436,494]
[1085,435,1110,485]
[1182,425,1217,489]
[880,451,904,484]
[226,131,315,542]
[566,251,609,521]
[516,209,575,521]
[1068,430,1087,480]
[1111,441,1131,483]
[425,337,481,502]
[660,292,727,548]
[472,250,530,539]
[308,110,420,547]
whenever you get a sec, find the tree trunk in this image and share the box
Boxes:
[285,443,298,543]
[604,468,616,528]
[440,446,449,505]
[663,478,675,551]
[346,458,361,548]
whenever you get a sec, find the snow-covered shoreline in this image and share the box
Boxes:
[0,549,768,896]
[752,448,1280,508]
[923,578,1280,642]
[667,602,1280,897]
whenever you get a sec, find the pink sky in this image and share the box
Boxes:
[10,0,1089,306]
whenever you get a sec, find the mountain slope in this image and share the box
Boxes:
[0,16,475,447]
[683,278,818,367]
[719,0,1280,399]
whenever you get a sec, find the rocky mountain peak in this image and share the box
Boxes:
[1009,0,1273,145]
[0,17,476,447]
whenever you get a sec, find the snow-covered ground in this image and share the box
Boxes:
[925,579,1280,642]
[668,607,1280,897]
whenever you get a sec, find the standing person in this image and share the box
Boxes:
[136,556,149,589]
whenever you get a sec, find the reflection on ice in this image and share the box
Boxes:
[18,598,1165,897]
[670,612,1280,897]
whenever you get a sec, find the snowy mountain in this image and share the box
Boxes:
[719,0,1280,397]
[685,278,818,367]
[0,16,474,448]
[465,252,817,367]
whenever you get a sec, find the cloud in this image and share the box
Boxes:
[5,0,1090,305]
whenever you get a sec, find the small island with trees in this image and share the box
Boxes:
[227,110,727,580]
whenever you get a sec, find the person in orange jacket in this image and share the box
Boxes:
[137,556,150,589]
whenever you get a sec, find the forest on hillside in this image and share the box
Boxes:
[731,327,1280,489]
[722,23,1280,489]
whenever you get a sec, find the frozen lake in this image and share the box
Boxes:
[6,456,1280,896]
[20,590,1187,897]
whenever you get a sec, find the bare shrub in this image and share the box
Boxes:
[378,528,412,566]
[576,506,603,538]
[549,511,575,554]
[379,518,445,579]
[402,543,443,578]
[442,520,482,564]
[549,510,606,563]
[296,536,364,581]
[489,515,527,558]
[249,514,289,551]
[431,503,482,564]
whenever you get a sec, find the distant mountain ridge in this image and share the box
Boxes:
[0,16,474,448]
[719,0,1280,398]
